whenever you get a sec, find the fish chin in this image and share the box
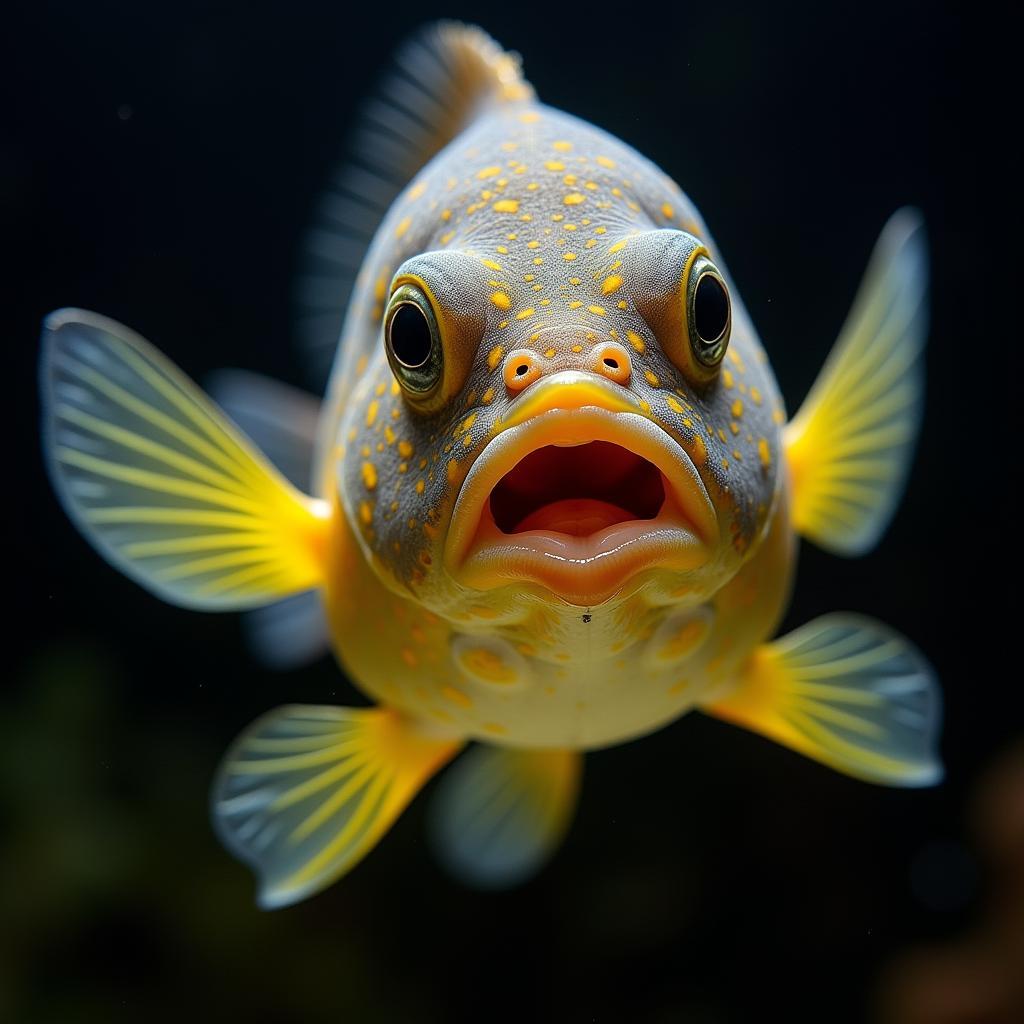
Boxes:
[444,379,720,607]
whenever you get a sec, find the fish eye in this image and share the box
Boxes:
[384,284,443,403]
[687,256,731,368]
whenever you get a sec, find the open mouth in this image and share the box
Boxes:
[444,373,719,606]
[490,441,665,536]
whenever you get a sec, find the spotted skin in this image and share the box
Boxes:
[319,102,791,749]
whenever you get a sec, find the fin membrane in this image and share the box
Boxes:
[40,309,328,610]
[785,209,929,555]
[703,614,942,786]
[213,705,462,908]
[296,21,535,387]
[205,369,320,492]
[242,590,330,671]
[204,370,329,667]
[429,745,582,889]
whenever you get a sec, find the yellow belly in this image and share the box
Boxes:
[323,489,794,750]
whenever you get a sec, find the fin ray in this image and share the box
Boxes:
[41,309,328,610]
[703,614,942,786]
[213,706,462,908]
[429,746,582,889]
[785,209,928,555]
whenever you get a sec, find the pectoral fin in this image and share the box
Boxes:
[702,615,942,786]
[429,745,582,889]
[41,309,329,610]
[213,705,462,908]
[785,209,928,555]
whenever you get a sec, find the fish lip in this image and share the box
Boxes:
[444,373,719,606]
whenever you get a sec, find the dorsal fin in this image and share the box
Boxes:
[295,22,535,389]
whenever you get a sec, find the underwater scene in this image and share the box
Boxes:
[8,2,1018,1021]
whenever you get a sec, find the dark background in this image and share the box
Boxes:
[6,2,1018,1022]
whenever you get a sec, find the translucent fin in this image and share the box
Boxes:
[785,209,929,555]
[703,614,942,786]
[205,370,320,492]
[242,590,330,671]
[296,20,535,386]
[213,705,462,908]
[40,309,329,610]
[429,745,582,889]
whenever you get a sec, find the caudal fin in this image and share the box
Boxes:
[785,210,929,556]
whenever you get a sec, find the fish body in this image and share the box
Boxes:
[40,23,940,905]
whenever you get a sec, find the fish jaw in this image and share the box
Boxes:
[444,372,719,607]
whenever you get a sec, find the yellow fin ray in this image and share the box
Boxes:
[213,705,462,908]
[702,614,941,786]
[41,309,329,609]
[428,745,582,889]
[785,209,928,555]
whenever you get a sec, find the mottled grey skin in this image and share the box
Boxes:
[323,105,785,594]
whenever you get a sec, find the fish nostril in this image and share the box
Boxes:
[502,349,544,393]
[591,342,632,385]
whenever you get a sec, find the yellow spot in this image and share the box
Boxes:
[544,348,556,359]
[490,291,511,310]
[461,412,477,433]
[361,462,378,490]
[690,435,707,464]
[493,198,519,213]
[638,399,652,414]
[533,256,543,265]
[571,344,583,353]
[588,305,606,316]
[564,192,585,205]
[441,686,473,709]
[527,239,540,249]
[487,345,505,370]
[594,226,607,234]
[384,424,395,445]
[476,165,501,179]
[625,329,645,353]
[545,160,565,171]
[440,230,455,245]
[518,111,540,124]
[667,396,684,414]
[460,647,518,684]
[552,140,573,151]
[359,500,373,525]
[608,240,626,254]
[496,245,509,255]
[398,440,414,459]
[563,173,578,186]
[596,155,616,168]
[441,208,452,221]
[722,369,735,389]
[732,399,744,418]
[366,401,378,427]
[482,387,495,404]
[551,213,565,222]
[516,307,536,320]
[415,479,425,495]
[661,202,674,219]
[481,258,503,271]
[563,252,578,261]
[758,438,772,468]
[601,274,623,295]
[644,370,660,387]
[395,216,411,239]
[568,300,583,309]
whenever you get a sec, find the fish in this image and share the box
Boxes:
[39,21,941,907]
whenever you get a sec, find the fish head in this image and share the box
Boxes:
[337,228,785,613]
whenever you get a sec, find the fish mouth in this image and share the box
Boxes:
[445,372,718,606]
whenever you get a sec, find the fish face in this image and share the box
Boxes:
[339,230,784,613]
[335,112,786,613]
